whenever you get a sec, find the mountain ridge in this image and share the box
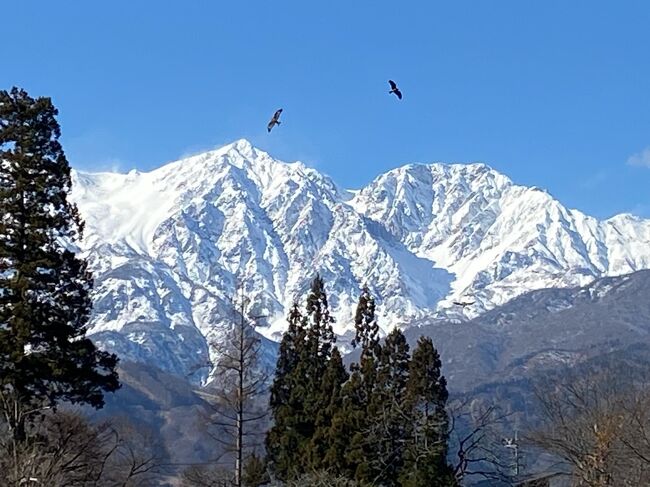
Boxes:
[69,139,650,380]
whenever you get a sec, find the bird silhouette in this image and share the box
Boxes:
[453,301,475,308]
[267,109,283,132]
[388,80,402,100]
[186,360,213,377]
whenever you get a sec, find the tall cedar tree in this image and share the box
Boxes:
[309,347,348,473]
[297,274,337,472]
[266,275,339,480]
[0,88,119,441]
[351,286,380,353]
[363,328,411,486]
[335,287,382,480]
[304,274,336,362]
[265,303,306,480]
[400,336,456,487]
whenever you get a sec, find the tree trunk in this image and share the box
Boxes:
[235,311,245,487]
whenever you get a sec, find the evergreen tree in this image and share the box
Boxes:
[362,328,411,486]
[297,274,338,472]
[242,453,270,487]
[351,285,379,354]
[304,273,336,362]
[336,287,383,480]
[265,303,307,480]
[309,347,349,473]
[0,87,119,442]
[266,275,339,480]
[400,336,455,487]
[337,367,373,481]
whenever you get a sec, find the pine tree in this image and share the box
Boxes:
[0,87,119,443]
[400,336,456,487]
[362,328,411,486]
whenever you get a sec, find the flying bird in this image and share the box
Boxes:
[267,108,283,132]
[186,360,214,377]
[388,80,402,100]
[453,301,475,308]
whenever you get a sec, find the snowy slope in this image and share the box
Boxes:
[70,139,650,379]
[350,163,650,317]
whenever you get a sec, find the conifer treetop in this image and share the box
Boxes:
[0,87,119,415]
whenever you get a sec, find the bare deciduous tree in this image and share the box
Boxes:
[197,285,270,487]
[448,398,516,485]
[0,409,165,486]
[181,465,235,487]
[528,367,650,486]
[101,416,166,486]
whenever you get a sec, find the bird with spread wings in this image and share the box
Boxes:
[267,108,283,132]
[388,80,402,99]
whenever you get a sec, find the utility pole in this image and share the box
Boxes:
[503,429,522,477]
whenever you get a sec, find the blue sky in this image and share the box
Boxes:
[2,1,649,218]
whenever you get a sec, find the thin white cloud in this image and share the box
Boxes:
[98,158,127,173]
[627,147,650,168]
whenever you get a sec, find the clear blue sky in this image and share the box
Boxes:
[3,1,649,218]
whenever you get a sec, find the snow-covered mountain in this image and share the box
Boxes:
[70,139,650,380]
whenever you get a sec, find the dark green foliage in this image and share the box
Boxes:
[304,273,336,361]
[267,303,304,411]
[0,87,119,439]
[400,336,456,486]
[284,471,361,487]
[267,285,456,485]
[301,275,337,430]
[266,275,340,480]
[301,275,341,471]
[265,303,307,480]
[310,347,349,473]
[351,286,379,354]
[362,328,411,486]
[339,287,383,481]
[336,368,372,481]
[242,453,269,487]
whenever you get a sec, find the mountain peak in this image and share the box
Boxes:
[69,142,650,380]
[225,138,255,155]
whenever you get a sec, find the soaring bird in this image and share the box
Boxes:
[388,80,402,100]
[453,300,475,308]
[267,108,283,132]
[186,360,214,377]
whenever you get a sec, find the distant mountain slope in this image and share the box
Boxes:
[97,271,650,479]
[92,361,215,470]
[407,269,650,393]
[70,139,650,379]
